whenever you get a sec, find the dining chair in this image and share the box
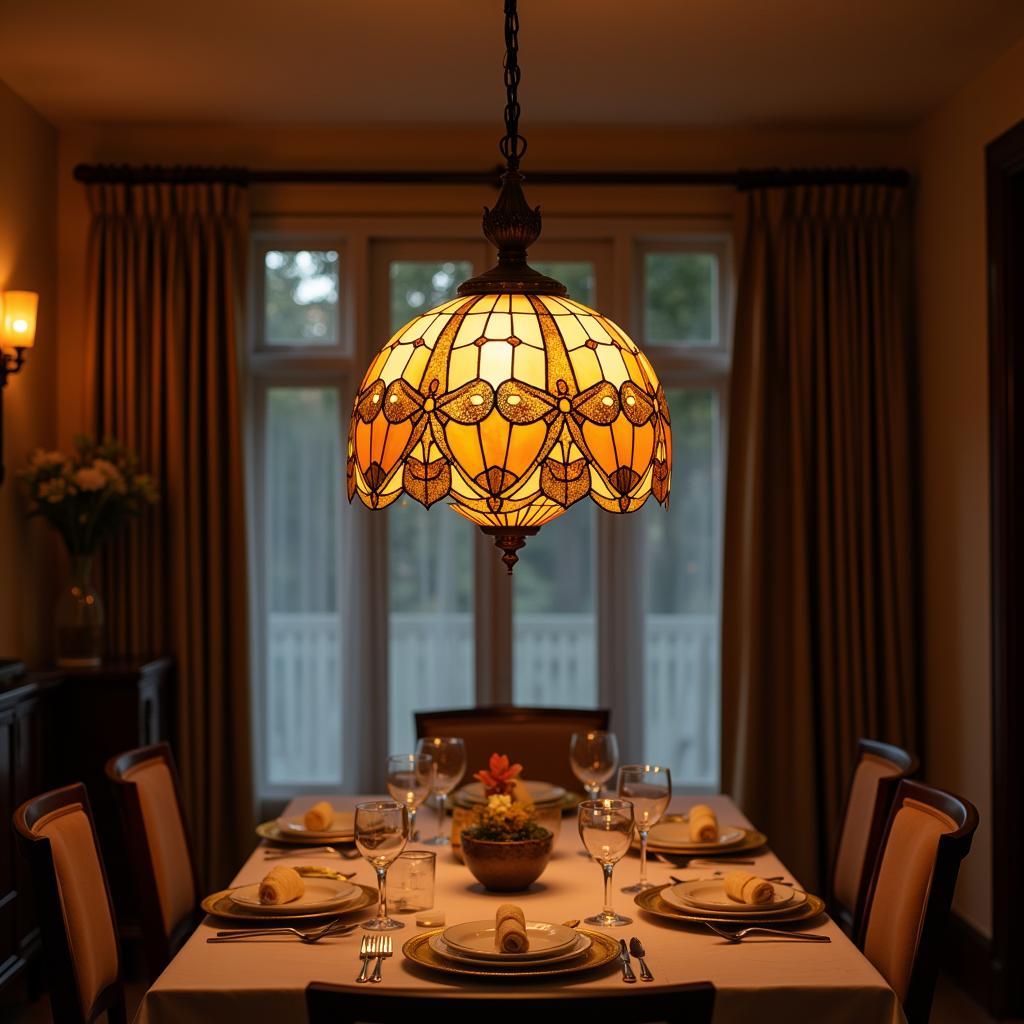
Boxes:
[13,783,127,1024]
[415,705,610,793]
[857,779,978,1024]
[829,738,918,936]
[306,981,715,1023]
[105,741,202,978]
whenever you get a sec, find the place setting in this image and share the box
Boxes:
[255,798,359,851]
[638,801,768,860]
[402,904,621,980]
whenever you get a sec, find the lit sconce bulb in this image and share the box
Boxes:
[0,291,39,349]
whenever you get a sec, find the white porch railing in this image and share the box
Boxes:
[266,612,719,789]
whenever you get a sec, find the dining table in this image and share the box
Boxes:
[135,794,904,1024]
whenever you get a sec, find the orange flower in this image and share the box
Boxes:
[473,752,523,795]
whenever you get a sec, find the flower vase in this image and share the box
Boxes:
[55,555,105,667]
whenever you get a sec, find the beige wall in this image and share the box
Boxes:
[0,81,58,665]
[915,33,1024,938]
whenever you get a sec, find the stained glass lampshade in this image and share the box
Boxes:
[346,0,671,572]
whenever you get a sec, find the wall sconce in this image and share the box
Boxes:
[0,290,39,485]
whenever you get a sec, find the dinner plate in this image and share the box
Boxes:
[666,880,806,916]
[442,919,577,958]
[428,932,592,967]
[276,812,355,840]
[255,820,356,847]
[453,780,567,807]
[636,884,825,927]
[403,928,619,980]
[201,883,376,924]
[228,876,358,914]
[645,820,745,850]
[640,826,768,857]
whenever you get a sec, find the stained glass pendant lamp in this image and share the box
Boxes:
[347,0,672,572]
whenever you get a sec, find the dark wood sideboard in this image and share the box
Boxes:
[0,656,173,1001]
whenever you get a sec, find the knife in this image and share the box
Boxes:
[294,866,356,881]
[617,939,637,983]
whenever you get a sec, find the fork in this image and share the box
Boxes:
[264,845,360,860]
[356,935,378,983]
[704,922,831,943]
[208,920,358,944]
[655,853,757,867]
[670,874,793,887]
[369,935,393,983]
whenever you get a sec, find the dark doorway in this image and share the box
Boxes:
[987,117,1024,1019]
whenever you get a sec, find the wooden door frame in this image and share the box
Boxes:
[987,116,1024,1019]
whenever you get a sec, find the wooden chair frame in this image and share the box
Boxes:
[306,981,715,1024]
[828,737,918,935]
[12,783,127,1024]
[105,742,203,978]
[857,779,979,1024]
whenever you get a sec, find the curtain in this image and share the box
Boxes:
[85,181,253,887]
[722,184,918,892]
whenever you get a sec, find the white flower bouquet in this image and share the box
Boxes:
[19,436,158,556]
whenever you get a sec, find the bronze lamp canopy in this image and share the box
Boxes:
[347,0,672,572]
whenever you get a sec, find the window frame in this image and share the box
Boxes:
[246,214,733,801]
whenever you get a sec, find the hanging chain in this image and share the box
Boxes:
[499,0,527,170]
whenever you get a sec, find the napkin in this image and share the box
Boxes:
[689,803,719,842]
[304,800,334,831]
[724,870,774,905]
[259,866,305,905]
[495,903,529,953]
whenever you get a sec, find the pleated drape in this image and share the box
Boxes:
[85,181,253,887]
[722,184,918,892]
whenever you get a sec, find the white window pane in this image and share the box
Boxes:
[265,387,343,785]
[513,503,597,708]
[643,389,721,788]
[644,252,718,347]
[264,249,339,346]
[388,260,475,755]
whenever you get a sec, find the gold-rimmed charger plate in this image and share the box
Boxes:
[450,789,585,816]
[201,883,376,924]
[635,884,825,927]
[636,827,768,857]
[403,927,619,979]
[256,820,355,847]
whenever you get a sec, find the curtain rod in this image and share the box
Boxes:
[72,163,911,190]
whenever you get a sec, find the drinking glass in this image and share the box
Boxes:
[415,736,466,846]
[355,800,410,931]
[570,731,619,800]
[578,798,634,927]
[388,851,436,912]
[386,752,433,841]
[617,764,672,892]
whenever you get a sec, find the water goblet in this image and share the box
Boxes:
[355,799,410,931]
[386,752,433,841]
[570,730,619,800]
[415,736,466,846]
[578,798,634,927]
[618,764,672,892]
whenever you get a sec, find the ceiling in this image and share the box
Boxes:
[1,0,1023,128]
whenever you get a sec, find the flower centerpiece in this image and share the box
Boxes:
[19,436,158,667]
[459,753,553,891]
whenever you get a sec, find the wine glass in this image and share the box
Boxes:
[578,798,634,927]
[570,731,619,800]
[355,799,410,931]
[617,764,672,892]
[386,753,433,841]
[415,736,466,846]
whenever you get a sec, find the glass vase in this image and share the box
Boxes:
[55,555,105,668]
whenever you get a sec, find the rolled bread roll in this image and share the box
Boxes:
[259,866,305,905]
[689,803,719,843]
[495,903,529,953]
[723,870,774,905]
[304,800,334,831]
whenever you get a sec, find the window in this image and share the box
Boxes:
[248,224,730,800]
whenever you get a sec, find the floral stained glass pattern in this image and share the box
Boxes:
[348,292,672,531]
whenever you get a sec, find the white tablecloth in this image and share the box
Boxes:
[136,795,903,1024]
